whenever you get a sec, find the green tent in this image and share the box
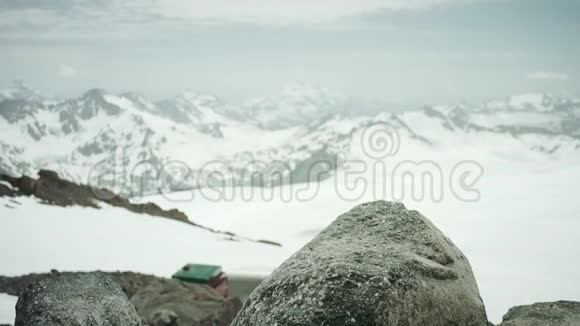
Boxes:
[172,264,223,284]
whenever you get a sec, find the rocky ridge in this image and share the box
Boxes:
[0,169,281,247]
[1,82,580,195]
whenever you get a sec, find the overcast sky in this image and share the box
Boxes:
[0,0,578,104]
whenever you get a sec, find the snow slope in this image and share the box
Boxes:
[1,83,579,196]
[0,197,288,277]
[1,84,580,324]
[1,163,579,323]
[0,293,16,325]
[145,161,580,324]
[0,195,289,324]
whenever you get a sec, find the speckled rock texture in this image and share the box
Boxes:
[14,272,141,326]
[1,271,242,326]
[231,201,488,326]
[130,277,242,326]
[499,301,580,326]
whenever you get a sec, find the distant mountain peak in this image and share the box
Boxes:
[280,82,336,98]
[0,80,42,101]
[81,88,107,100]
[508,93,552,108]
[1,85,580,197]
[119,92,156,112]
[242,83,347,129]
[480,92,580,113]
[178,91,221,108]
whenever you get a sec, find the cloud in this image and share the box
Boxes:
[0,0,482,29]
[143,0,477,24]
[527,71,569,81]
[58,64,79,78]
[0,0,75,11]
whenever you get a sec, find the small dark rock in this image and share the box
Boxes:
[15,272,141,326]
[256,239,283,247]
[499,301,580,326]
[16,176,35,195]
[38,169,59,180]
[0,183,16,197]
[1,271,244,326]
[148,309,180,326]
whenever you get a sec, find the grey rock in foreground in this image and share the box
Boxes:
[1,271,242,326]
[15,272,141,326]
[231,201,488,326]
[130,277,242,326]
[499,301,580,326]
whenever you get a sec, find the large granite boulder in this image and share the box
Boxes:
[15,272,141,326]
[231,201,488,326]
[499,301,580,326]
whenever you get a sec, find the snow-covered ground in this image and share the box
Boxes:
[2,83,580,325]
[1,161,579,324]
[0,197,288,278]
[145,162,580,324]
[0,293,17,325]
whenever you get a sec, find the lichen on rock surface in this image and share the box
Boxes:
[14,272,141,326]
[499,301,580,326]
[231,201,488,326]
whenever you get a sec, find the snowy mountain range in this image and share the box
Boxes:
[1,81,579,196]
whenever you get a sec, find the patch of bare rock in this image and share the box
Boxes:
[232,201,489,326]
[498,301,580,326]
[0,170,190,224]
[0,169,282,246]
